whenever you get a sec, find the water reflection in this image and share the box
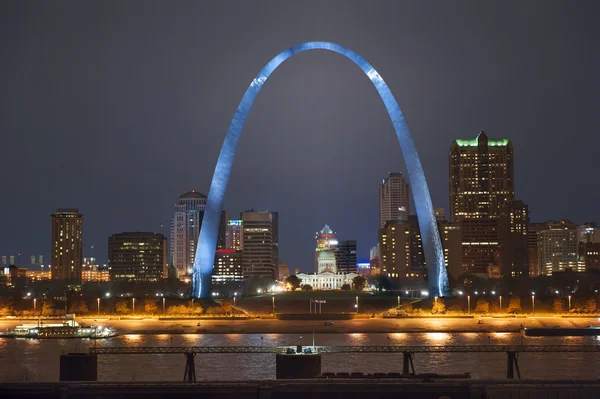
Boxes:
[2,333,599,382]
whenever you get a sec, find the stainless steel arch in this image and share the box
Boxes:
[191,42,449,298]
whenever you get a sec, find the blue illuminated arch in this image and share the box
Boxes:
[192,42,449,298]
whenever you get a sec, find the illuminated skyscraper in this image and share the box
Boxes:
[212,249,243,285]
[170,191,207,279]
[449,131,514,275]
[336,240,357,274]
[379,172,410,228]
[51,208,83,283]
[226,220,243,250]
[498,200,529,277]
[241,210,278,279]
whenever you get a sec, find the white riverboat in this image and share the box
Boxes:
[0,319,116,339]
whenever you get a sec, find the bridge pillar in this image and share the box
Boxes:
[506,351,521,379]
[402,352,415,375]
[183,352,196,383]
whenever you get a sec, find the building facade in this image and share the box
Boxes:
[379,172,410,228]
[498,200,529,277]
[51,208,84,284]
[296,271,359,290]
[81,257,111,283]
[226,220,243,250]
[241,210,278,279]
[379,221,411,279]
[537,220,581,275]
[277,260,290,280]
[212,249,243,285]
[449,131,514,275]
[170,191,207,279]
[108,232,168,281]
[336,240,357,274]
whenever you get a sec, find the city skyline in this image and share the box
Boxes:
[1,1,598,274]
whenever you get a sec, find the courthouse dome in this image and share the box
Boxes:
[179,190,207,199]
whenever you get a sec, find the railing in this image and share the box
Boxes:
[89,344,600,355]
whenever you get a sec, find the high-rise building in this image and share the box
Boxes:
[226,220,243,250]
[578,222,600,243]
[241,210,277,279]
[170,191,207,278]
[538,220,581,275]
[314,224,338,272]
[369,243,381,276]
[408,215,427,277]
[379,221,410,279]
[108,232,168,281]
[449,131,514,275]
[212,249,243,285]
[379,172,410,228]
[498,200,529,277]
[527,222,545,277]
[336,240,357,274]
[440,221,462,279]
[51,208,84,283]
[217,211,228,250]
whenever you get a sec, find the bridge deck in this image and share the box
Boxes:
[89,345,600,355]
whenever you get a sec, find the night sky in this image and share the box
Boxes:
[1,1,598,271]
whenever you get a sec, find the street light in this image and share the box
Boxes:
[163,297,166,314]
[234,292,237,307]
[33,298,37,315]
[499,296,502,311]
[355,296,359,313]
[105,292,111,298]
[568,295,572,312]
[272,296,275,316]
[132,298,135,315]
[467,295,471,315]
[531,293,535,314]
[97,298,100,316]
[397,296,400,308]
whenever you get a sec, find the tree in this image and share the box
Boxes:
[41,300,54,317]
[506,297,522,314]
[352,275,367,291]
[474,299,490,314]
[301,284,313,291]
[167,305,190,315]
[285,275,302,291]
[144,299,158,315]
[431,299,446,314]
[583,297,597,313]
[341,283,351,291]
[552,297,564,313]
[70,297,88,314]
[220,300,233,315]
[116,299,129,315]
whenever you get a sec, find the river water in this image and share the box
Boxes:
[1,333,599,382]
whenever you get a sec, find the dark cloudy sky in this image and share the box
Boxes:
[1,1,598,271]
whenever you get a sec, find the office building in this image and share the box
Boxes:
[212,249,243,284]
[379,221,411,279]
[498,200,529,277]
[537,220,581,275]
[578,222,600,243]
[51,208,84,283]
[579,241,600,270]
[108,232,168,281]
[81,257,111,283]
[241,210,278,279]
[449,131,514,275]
[369,243,381,275]
[379,172,410,228]
[170,190,207,279]
[336,240,357,274]
[226,220,243,250]
[527,222,545,277]
[440,221,462,279]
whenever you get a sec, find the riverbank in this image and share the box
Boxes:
[1,316,598,335]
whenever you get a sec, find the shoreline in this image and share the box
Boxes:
[2,316,598,335]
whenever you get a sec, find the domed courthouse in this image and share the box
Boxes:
[296,225,358,290]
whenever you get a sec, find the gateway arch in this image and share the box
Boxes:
[192,42,450,298]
